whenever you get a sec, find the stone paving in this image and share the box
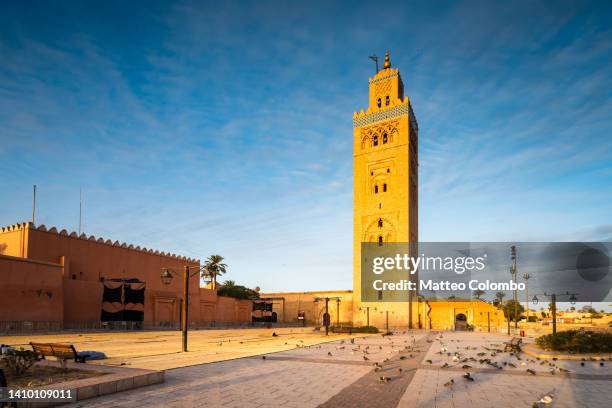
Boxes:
[398,332,612,408]
[63,331,612,408]
[3,327,357,370]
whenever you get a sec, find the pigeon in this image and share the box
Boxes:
[363,355,370,361]
[262,356,266,360]
[399,356,407,360]
[600,362,605,367]
[272,332,278,337]
[444,379,454,387]
[378,376,391,383]
[526,369,536,375]
[538,395,553,405]
[462,372,475,382]
[398,368,403,373]
[426,359,433,364]
[580,362,585,366]
[328,352,332,356]
[442,363,449,368]
[462,364,472,369]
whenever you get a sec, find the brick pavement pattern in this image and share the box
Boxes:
[318,333,434,408]
[397,331,612,408]
[64,331,612,408]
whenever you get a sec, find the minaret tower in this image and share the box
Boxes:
[352,51,419,327]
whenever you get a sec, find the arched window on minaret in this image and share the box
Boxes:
[373,135,378,146]
[377,98,382,108]
[383,133,388,144]
[383,183,387,192]
[385,95,390,106]
[378,235,383,246]
[374,185,379,194]
[378,218,383,228]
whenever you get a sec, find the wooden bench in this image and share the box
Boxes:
[503,337,523,352]
[30,342,88,366]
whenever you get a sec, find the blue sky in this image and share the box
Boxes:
[1,1,611,292]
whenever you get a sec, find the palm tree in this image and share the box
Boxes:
[221,280,236,288]
[494,291,506,308]
[473,289,485,300]
[202,255,228,290]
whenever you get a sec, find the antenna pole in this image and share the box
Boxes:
[79,188,82,235]
[32,185,36,224]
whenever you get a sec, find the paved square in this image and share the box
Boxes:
[61,331,611,407]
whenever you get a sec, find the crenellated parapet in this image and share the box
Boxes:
[0,221,199,263]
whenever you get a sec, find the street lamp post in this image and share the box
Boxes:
[523,272,530,321]
[511,246,518,331]
[182,265,189,352]
[161,265,201,352]
[314,297,340,336]
[359,306,375,327]
[531,292,577,336]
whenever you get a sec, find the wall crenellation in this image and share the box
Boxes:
[0,221,199,263]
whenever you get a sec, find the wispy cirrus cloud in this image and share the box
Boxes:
[0,0,610,291]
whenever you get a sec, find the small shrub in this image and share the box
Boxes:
[329,325,379,334]
[535,330,612,353]
[1,348,40,376]
[353,326,379,333]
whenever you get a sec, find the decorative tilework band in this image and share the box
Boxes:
[354,104,418,130]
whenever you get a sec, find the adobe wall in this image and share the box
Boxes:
[0,223,253,326]
[260,290,354,325]
[0,225,28,258]
[63,279,104,322]
[213,296,251,323]
[0,255,63,322]
[426,300,504,331]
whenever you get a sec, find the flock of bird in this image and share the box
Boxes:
[260,331,610,407]
[426,333,610,407]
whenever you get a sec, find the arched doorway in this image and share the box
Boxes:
[455,313,468,331]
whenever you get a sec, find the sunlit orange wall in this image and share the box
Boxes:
[0,254,63,322]
[0,223,251,325]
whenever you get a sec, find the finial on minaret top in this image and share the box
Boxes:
[383,50,391,69]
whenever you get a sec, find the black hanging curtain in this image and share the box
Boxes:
[253,302,273,312]
[102,283,123,303]
[124,283,145,305]
[101,279,146,322]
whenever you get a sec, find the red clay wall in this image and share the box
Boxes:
[0,223,253,325]
[63,279,104,322]
[24,225,201,323]
[0,255,64,322]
